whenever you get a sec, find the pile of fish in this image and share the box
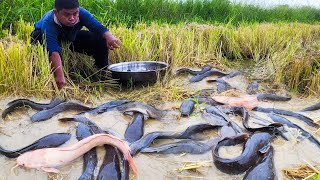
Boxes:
[0,65,319,179]
[1,97,188,179]
[176,65,320,178]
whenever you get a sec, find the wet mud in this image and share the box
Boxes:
[0,71,319,180]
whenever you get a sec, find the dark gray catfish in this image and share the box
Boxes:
[31,101,93,122]
[85,100,132,115]
[130,131,179,156]
[299,102,320,112]
[219,125,237,139]
[59,115,122,138]
[2,97,64,119]
[124,112,145,143]
[0,133,71,158]
[130,123,223,155]
[204,106,243,134]
[177,123,224,140]
[213,132,272,174]
[141,138,220,154]
[256,94,291,101]
[201,111,229,126]
[223,70,241,79]
[196,96,221,106]
[6,97,64,107]
[253,106,319,128]
[215,105,243,114]
[180,96,221,116]
[98,145,122,180]
[216,79,233,93]
[180,99,196,117]
[268,113,320,148]
[237,107,283,134]
[246,81,259,95]
[116,101,178,120]
[190,69,229,82]
[243,146,276,180]
[76,123,97,180]
[207,78,233,93]
[175,65,212,75]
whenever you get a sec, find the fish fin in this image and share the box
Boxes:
[41,167,60,173]
[145,110,152,119]
[297,135,309,142]
[296,136,304,142]
[124,110,149,120]
[123,111,134,116]
[279,132,290,141]
[258,144,270,154]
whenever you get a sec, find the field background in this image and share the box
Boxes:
[0,0,319,101]
[0,1,319,179]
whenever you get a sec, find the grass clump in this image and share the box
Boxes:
[281,48,320,96]
[0,35,54,96]
[1,0,320,30]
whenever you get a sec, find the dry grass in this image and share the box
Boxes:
[175,160,212,173]
[0,21,320,101]
[107,74,193,105]
[47,173,69,180]
[282,48,320,96]
[283,164,320,180]
[0,34,55,97]
[217,89,242,97]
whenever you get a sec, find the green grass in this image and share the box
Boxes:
[1,0,320,32]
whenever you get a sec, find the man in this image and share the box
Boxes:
[31,0,120,89]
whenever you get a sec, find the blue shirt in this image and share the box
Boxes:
[34,7,109,54]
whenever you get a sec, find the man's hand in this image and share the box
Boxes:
[103,31,120,50]
[54,71,66,89]
[50,52,66,89]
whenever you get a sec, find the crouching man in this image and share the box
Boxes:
[31,0,120,89]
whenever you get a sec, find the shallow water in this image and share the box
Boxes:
[0,72,319,180]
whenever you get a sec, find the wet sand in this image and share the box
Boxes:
[0,73,319,180]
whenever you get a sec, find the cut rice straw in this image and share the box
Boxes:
[47,171,69,180]
[303,160,319,174]
[176,175,211,179]
[283,163,319,179]
[176,160,212,173]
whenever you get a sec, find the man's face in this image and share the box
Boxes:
[54,8,79,27]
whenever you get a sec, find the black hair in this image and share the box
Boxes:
[55,0,79,11]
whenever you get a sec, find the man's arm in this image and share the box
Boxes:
[103,31,120,50]
[80,8,121,50]
[50,52,66,89]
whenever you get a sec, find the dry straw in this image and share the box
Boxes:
[1,21,320,101]
[283,164,319,180]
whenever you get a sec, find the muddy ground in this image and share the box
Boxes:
[0,72,319,180]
